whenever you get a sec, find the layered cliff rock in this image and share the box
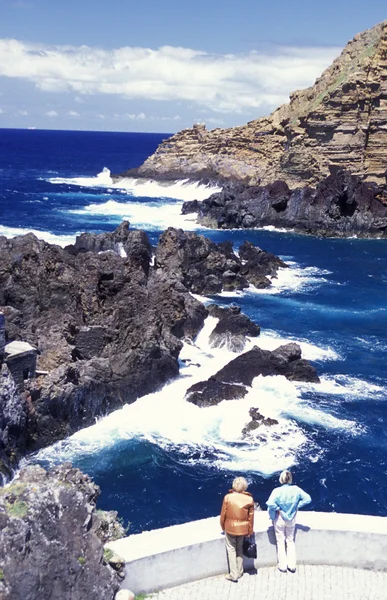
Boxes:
[126,21,387,188]
[0,464,122,600]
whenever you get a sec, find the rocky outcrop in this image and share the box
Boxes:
[242,407,279,436]
[0,223,207,463]
[0,365,27,480]
[154,227,287,294]
[184,169,387,237]
[0,223,287,476]
[0,463,122,600]
[124,21,387,189]
[185,343,320,407]
[207,304,260,352]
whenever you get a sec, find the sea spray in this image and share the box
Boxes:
[27,315,358,476]
[48,168,222,201]
[67,198,203,232]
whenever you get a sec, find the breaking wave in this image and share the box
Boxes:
[28,315,360,477]
[47,167,222,201]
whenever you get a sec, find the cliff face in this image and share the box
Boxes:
[0,464,122,600]
[134,21,387,188]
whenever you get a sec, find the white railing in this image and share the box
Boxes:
[106,511,387,595]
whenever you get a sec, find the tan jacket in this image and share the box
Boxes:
[220,489,254,536]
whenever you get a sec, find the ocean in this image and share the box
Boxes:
[1,128,387,533]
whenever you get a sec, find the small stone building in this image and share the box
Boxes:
[4,340,37,391]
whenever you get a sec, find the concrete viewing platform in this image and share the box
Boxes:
[107,511,387,599]
[150,564,387,600]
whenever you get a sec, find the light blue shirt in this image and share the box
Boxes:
[266,483,311,521]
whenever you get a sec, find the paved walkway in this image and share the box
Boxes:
[150,565,387,600]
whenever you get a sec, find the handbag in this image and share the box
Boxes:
[243,535,257,559]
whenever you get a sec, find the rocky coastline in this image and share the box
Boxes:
[115,20,387,238]
[0,222,306,479]
[5,17,387,600]
[0,222,321,598]
[181,169,387,237]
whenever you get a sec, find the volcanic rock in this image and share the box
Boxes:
[154,227,287,294]
[0,223,288,475]
[0,365,28,479]
[0,223,207,464]
[238,241,288,286]
[207,304,260,352]
[242,407,279,436]
[0,463,122,600]
[185,343,320,407]
[185,379,247,408]
[187,169,387,237]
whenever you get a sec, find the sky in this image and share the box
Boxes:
[0,0,386,133]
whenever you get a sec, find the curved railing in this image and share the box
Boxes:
[106,511,387,595]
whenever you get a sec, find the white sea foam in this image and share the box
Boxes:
[261,225,293,233]
[217,262,333,300]
[117,242,127,258]
[29,316,356,475]
[0,225,76,247]
[217,289,246,298]
[259,262,331,295]
[67,199,203,231]
[255,329,341,362]
[249,375,356,431]
[190,293,213,305]
[297,375,387,401]
[48,167,221,201]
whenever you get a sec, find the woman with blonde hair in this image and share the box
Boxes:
[220,476,255,582]
[266,470,311,573]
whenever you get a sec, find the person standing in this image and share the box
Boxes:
[266,470,311,573]
[220,476,255,582]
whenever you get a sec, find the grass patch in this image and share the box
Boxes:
[312,71,349,107]
[0,483,26,498]
[103,548,114,563]
[359,43,376,60]
[0,568,4,581]
[78,556,86,566]
[6,500,28,519]
[8,483,26,496]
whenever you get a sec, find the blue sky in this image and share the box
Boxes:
[0,0,386,132]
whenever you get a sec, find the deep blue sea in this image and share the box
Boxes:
[1,128,387,534]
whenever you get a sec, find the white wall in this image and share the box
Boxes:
[106,511,387,595]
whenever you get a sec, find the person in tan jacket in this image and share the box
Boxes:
[220,476,255,582]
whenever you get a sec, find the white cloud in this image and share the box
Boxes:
[68,110,80,117]
[0,39,340,114]
[113,111,181,122]
[18,109,28,115]
[124,112,146,120]
[0,108,4,114]
[45,110,58,117]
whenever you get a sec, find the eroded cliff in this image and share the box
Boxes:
[129,21,387,188]
[0,464,123,600]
